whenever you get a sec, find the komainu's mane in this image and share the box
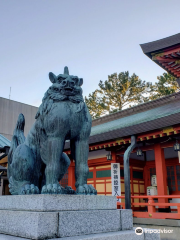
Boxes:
[35,85,84,119]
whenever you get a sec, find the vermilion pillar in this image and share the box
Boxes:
[154,143,168,204]
[68,161,75,190]
[111,151,117,163]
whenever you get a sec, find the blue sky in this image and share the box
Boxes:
[1,0,180,107]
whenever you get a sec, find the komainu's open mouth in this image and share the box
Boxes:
[64,87,73,92]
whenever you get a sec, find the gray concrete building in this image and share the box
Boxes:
[0,97,38,140]
[0,97,39,195]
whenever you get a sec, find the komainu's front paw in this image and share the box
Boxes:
[21,184,39,195]
[41,183,62,194]
[76,184,97,195]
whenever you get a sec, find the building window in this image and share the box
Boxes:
[96,170,111,178]
[167,166,176,192]
[133,171,143,179]
[88,172,93,179]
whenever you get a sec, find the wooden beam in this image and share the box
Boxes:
[155,57,177,62]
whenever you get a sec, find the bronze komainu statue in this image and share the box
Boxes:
[8,67,97,195]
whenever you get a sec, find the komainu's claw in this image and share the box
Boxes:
[47,184,52,194]
[53,184,57,193]
[35,186,39,194]
[21,184,39,195]
[76,184,97,195]
[41,183,63,194]
[41,185,47,194]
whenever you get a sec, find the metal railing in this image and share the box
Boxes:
[117,195,180,219]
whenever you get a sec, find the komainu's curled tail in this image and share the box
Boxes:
[8,113,26,193]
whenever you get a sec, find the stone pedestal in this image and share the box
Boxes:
[0,195,160,240]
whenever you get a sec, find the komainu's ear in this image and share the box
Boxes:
[79,78,83,86]
[49,72,57,83]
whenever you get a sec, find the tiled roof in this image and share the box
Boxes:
[92,91,180,127]
[140,33,180,78]
[140,33,180,55]
[90,101,180,137]
[0,134,11,149]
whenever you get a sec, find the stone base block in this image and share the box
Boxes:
[59,210,121,237]
[0,195,135,240]
[0,210,58,239]
[0,195,116,211]
[120,209,133,230]
[0,209,121,239]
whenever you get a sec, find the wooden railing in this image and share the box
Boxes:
[117,195,180,219]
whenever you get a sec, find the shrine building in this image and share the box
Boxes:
[64,32,180,219]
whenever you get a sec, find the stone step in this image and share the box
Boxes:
[53,230,144,240]
[0,195,116,211]
[0,230,160,240]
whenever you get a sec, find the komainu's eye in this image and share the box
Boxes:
[54,88,59,91]
[58,76,66,82]
[72,77,78,82]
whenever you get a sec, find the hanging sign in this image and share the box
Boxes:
[111,163,121,202]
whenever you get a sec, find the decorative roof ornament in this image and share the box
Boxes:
[64,66,69,75]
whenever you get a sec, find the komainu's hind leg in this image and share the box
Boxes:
[41,149,75,194]
[71,138,97,195]
[59,153,75,194]
[9,144,39,195]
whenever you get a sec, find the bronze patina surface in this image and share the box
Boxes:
[8,67,97,195]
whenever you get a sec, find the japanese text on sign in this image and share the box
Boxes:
[111,163,121,202]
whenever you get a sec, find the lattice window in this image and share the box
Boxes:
[60,170,68,188]
[167,166,176,192]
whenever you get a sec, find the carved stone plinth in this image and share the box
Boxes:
[0,195,160,240]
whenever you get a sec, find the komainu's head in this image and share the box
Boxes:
[35,67,84,119]
[49,66,83,97]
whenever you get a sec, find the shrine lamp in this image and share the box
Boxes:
[106,152,112,161]
[174,140,180,151]
[137,148,143,156]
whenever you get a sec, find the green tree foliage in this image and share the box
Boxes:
[84,90,108,119]
[85,71,180,119]
[85,71,151,119]
[149,72,180,100]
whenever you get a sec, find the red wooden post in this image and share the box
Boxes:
[177,205,180,215]
[68,161,76,190]
[154,143,168,205]
[148,196,156,218]
[111,151,117,163]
